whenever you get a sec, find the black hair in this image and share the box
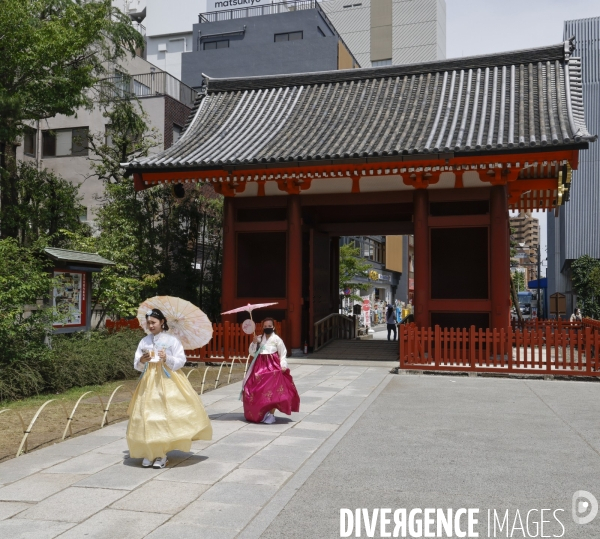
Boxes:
[262,317,276,333]
[146,308,169,331]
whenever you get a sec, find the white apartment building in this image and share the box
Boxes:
[16,53,197,223]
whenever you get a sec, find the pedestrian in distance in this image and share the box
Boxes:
[570,308,582,322]
[242,318,300,424]
[386,304,397,341]
[127,308,212,468]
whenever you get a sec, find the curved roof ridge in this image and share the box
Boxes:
[206,42,570,93]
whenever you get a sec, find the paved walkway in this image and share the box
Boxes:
[2,366,600,539]
[0,364,390,539]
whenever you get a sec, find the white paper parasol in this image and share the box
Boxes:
[138,296,213,350]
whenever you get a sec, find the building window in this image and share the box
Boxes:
[42,128,88,158]
[204,40,229,50]
[23,128,36,156]
[274,31,303,42]
[372,59,392,67]
[173,124,183,143]
[79,207,88,223]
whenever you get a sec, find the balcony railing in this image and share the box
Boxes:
[199,0,319,24]
[104,72,198,108]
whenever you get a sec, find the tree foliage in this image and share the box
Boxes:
[0,0,143,239]
[66,99,224,325]
[0,0,142,144]
[512,270,526,293]
[0,239,54,369]
[1,161,89,248]
[571,255,600,319]
[339,243,372,302]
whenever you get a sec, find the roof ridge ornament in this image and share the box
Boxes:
[565,37,575,58]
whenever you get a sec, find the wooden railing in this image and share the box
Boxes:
[314,313,356,352]
[399,324,600,376]
[511,319,585,332]
[583,317,600,332]
[106,318,288,362]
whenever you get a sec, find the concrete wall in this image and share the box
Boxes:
[370,0,392,63]
[321,0,370,68]
[146,33,193,80]
[322,0,445,67]
[182,10,341,85]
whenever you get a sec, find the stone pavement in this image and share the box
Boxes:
[2,366,600,539]
[260,374,600,539]
[0,364,391,539]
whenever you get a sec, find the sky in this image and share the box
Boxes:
[446,0,600,267]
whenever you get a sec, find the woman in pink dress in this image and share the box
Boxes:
[242,318,300,424]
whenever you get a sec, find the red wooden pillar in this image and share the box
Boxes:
[288,195,303,350]
[413,189,429,328]
[490,185,510,330]
[221,197,236,324]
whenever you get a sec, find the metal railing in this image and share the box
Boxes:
[199,0,318,23]
[104,72,198,108]
[132,21,146,37]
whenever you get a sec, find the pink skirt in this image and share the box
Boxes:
[243,352,300,423]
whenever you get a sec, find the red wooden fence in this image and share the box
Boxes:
[106,318,288,363]
[399,323,600,376]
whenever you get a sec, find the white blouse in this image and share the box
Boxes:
[249,333,288,369]
[134,332,187,372]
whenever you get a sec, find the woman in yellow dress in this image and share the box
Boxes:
[127,308,212,468]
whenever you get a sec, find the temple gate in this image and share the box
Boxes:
[125,40,595,353]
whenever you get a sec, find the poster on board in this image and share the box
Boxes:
[53,270,86,327]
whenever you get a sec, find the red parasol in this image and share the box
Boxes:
[221,302,279,335]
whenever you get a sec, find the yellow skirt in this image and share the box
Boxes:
[126,363,212,461]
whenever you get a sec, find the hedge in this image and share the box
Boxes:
[0,329,143,402]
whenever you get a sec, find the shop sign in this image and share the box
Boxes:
[207,0,269,10]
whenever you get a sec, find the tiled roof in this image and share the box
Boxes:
[43,248,115,267]
[124,40,596,172]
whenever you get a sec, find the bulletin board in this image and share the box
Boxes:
[53,270,87,328]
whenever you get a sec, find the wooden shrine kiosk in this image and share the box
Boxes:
[44,248,115,334]
[124,40,596,352]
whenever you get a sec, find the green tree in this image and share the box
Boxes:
[0,0,143,238]
[0,239,55,397]
[71,99,224,324]
[6,161,89,248]
[512,270,526,293]
[571,255,600,319]
[339,243,372,303]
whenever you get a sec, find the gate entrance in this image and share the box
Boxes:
[125,40,595,354]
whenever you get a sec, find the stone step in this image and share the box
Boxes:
[308,339,399,361]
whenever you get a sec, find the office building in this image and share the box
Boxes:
[320,0,446,67]
[181,0,358,86]
[547,17,600,315]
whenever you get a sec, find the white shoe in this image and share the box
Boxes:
[153,456,168,469]
[142,458,153,467]
[262,412,276,424]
